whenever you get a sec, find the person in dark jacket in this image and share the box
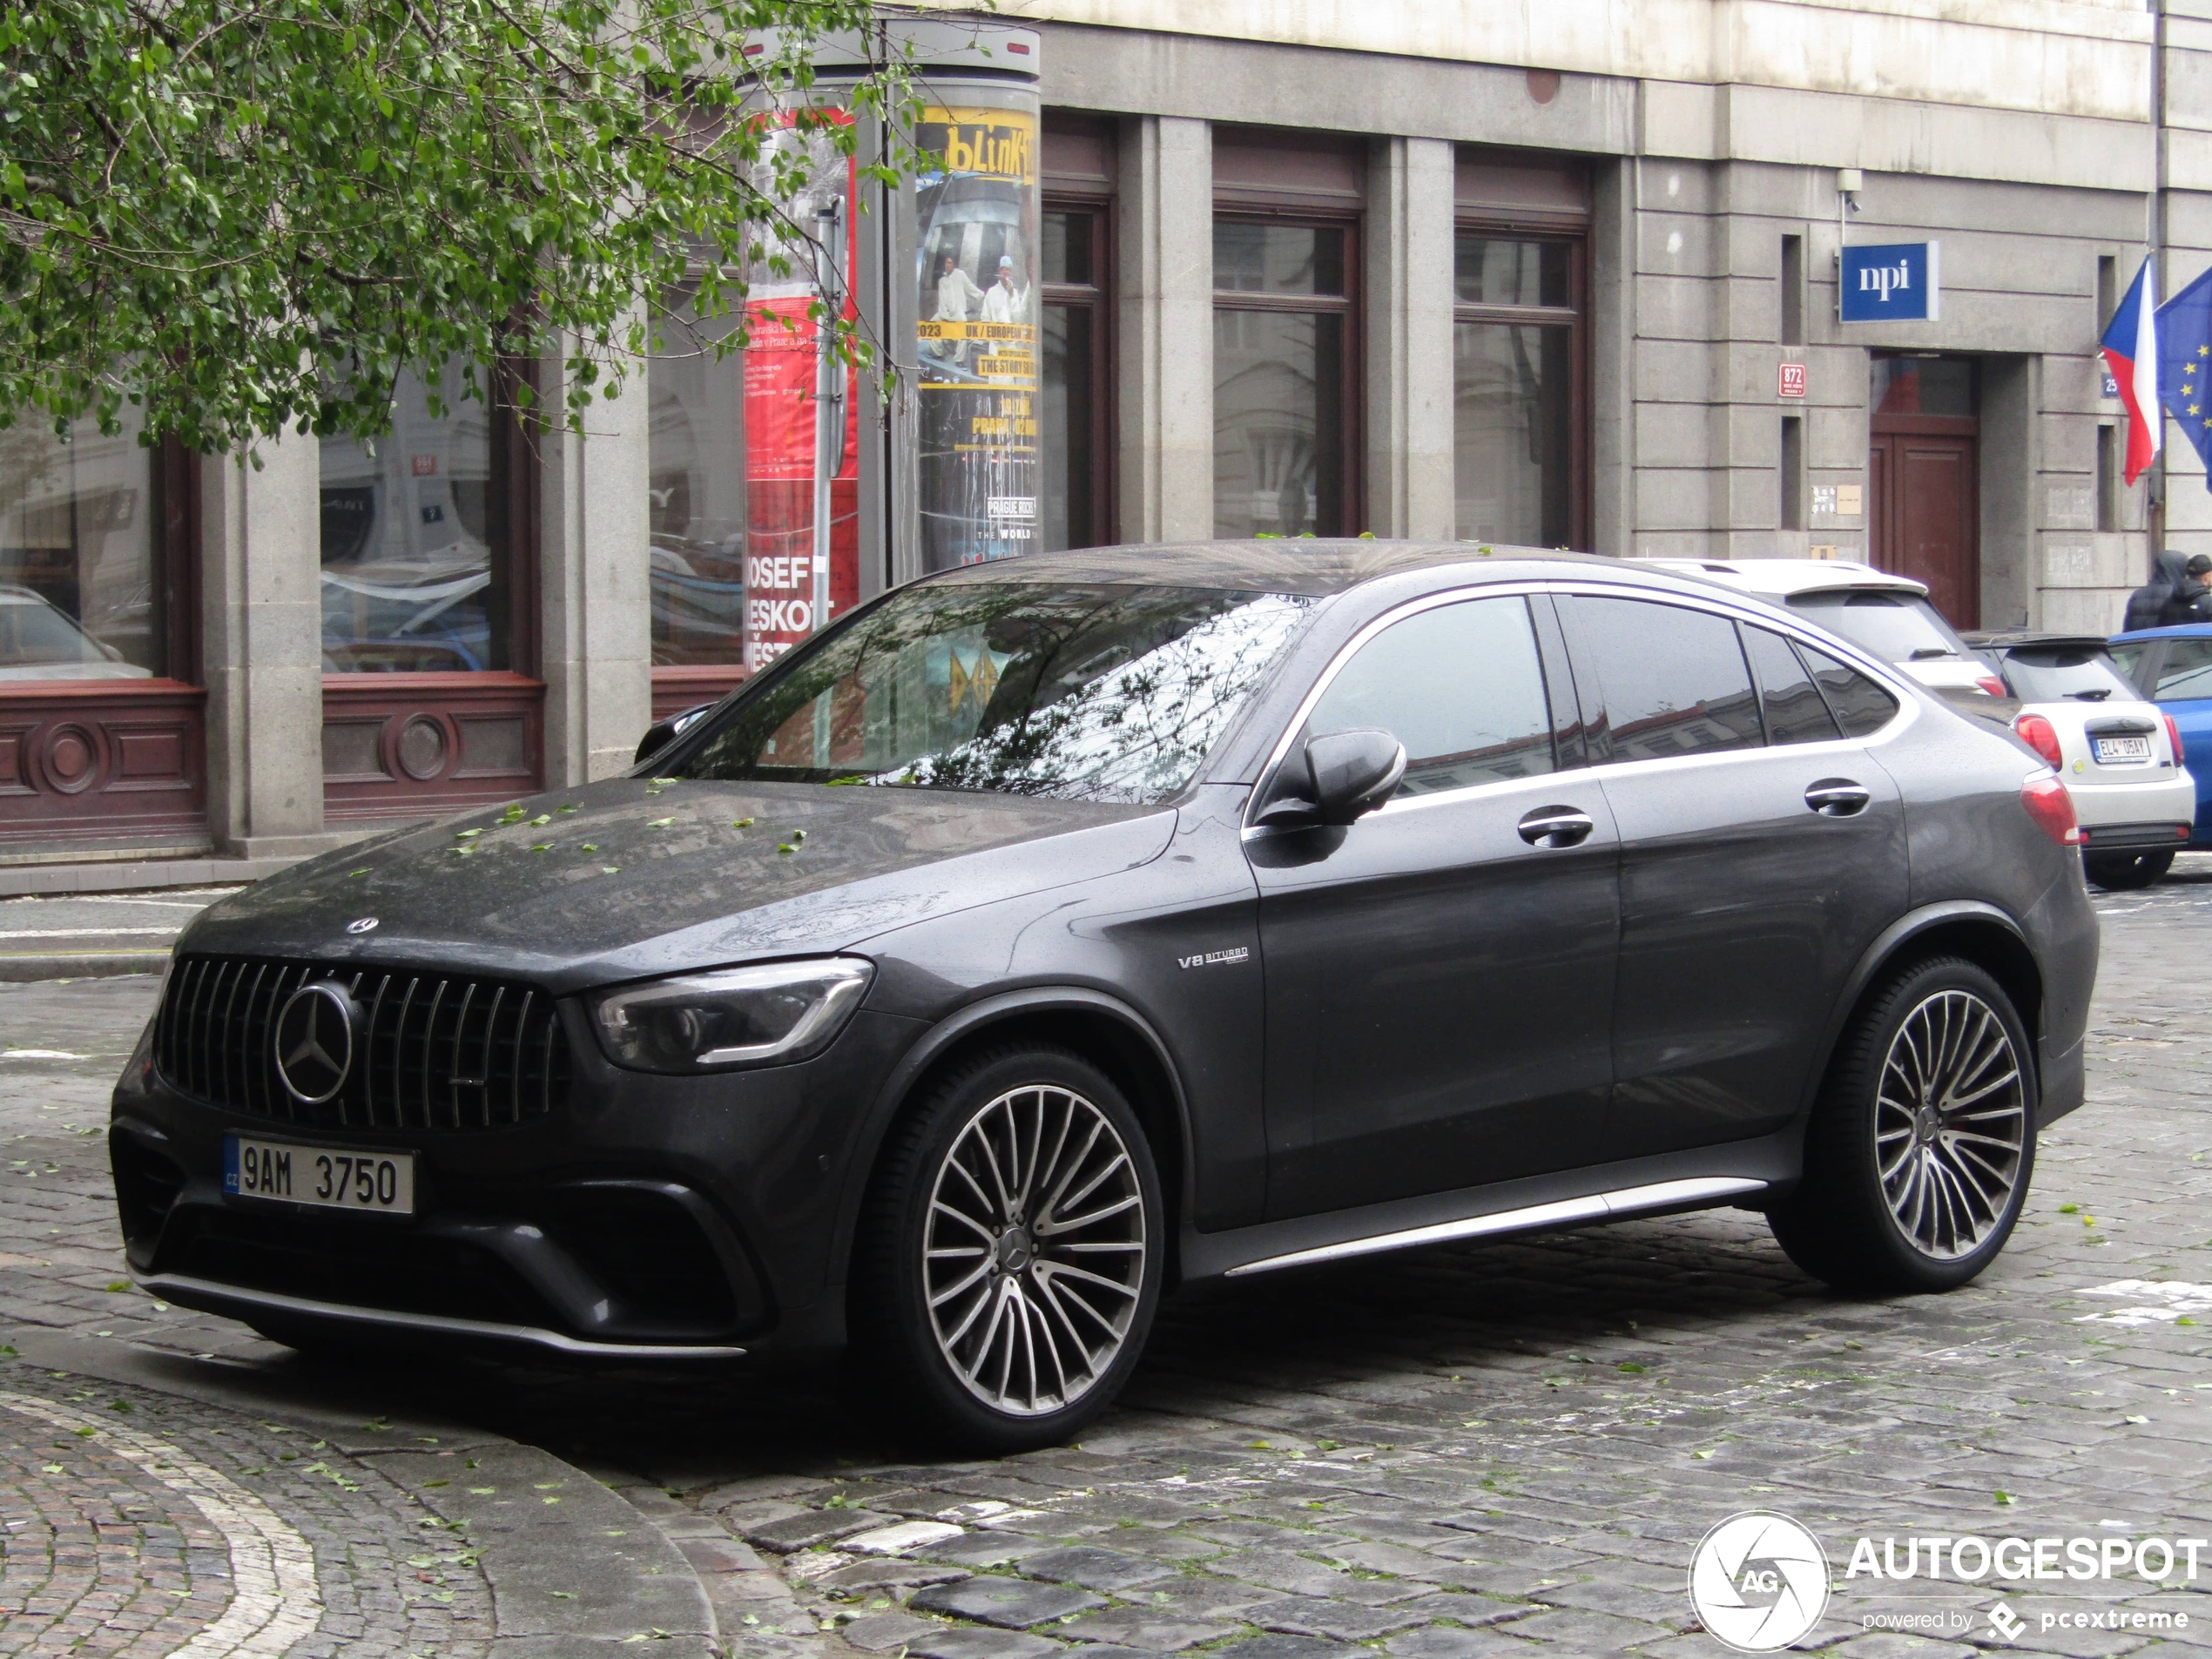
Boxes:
[2126,550,2194,632]
[2170,554,2212,624]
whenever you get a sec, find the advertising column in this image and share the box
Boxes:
[913,100,1042,570]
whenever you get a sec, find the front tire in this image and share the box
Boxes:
[850,1047,1164,1453]
[2084,848,2175,891]
[1769,956,2036,1294]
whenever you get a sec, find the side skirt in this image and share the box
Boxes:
[1181,1134,1797,1282]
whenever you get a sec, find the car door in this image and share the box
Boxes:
[1250,591,1622,1220]
[2131,636,2212,840]
[1558,594,1911,1160]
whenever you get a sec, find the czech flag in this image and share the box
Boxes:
[2101,257,2162,484]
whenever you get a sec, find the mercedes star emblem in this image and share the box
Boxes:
[273,981,355,1105]
[347,917,379,934]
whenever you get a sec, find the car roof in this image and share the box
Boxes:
[2113,623,2212,641]
[1961,631,2114,652]
[1632,556,1932,600]
[924,540,1662,598]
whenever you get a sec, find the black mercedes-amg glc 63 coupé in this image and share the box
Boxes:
[113,543,2098,1449]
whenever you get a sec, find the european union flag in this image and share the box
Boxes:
[2158,266,2212,478]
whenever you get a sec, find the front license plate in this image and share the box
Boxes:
[2094,736,2153,764]
[224,1135,415,1215]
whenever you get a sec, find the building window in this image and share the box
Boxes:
[319,361,524,676]
[1042,204,1111,551]
[1042,117,1116,554]
[649,309,748,679]
[1781,415,1805,530]
[1213,219,1357,537]
[0,415,206,851]
[1453,233,1577,548]
[1781,234,1805,346]
[0,411,164,681]
[2097,424,2118,534]
[318,358,541,822]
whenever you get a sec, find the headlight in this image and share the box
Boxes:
[589,957,874,1073]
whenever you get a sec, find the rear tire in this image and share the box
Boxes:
[849,1046,1163,1453]
[1769,956,2036,1294]
[2084,848,2175,891]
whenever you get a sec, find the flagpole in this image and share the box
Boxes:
[2151,0,2169,554]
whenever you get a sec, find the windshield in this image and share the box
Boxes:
[2001,647,2139,704]
[673,581,1317,803]
[1784,590,1968,664]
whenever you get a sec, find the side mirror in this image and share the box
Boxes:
[634,703,713,769]
[1253,727,1407,827]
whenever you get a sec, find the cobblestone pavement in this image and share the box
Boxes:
[0,1367,493,1658]
[8,863,2212,1656]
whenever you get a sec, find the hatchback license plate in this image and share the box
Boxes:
[2094,736,2153,763]
[224,1135,415,1214]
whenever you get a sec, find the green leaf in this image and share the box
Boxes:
[0,0,917,454]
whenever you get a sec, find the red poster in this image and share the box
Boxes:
[742,117,860,671]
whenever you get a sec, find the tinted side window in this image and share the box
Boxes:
[2152,639,2212,703]
[1309,597,1556,793]
[1797,643,1901,737]
[1573,597,1764,762]
[1743,625,1842,745]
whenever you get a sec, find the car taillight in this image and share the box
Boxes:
[2013,713,2064,770]
[2020,773,2081,846]
[1976,675,2009,698]
[2166,713,2185,766]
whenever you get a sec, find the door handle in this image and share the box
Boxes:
[1804,779,1873,818]
[1517,806,1596,848]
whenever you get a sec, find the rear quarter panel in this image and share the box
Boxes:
[1872,695,2100,1070]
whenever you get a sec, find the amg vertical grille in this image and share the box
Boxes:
[155,957,569,1130]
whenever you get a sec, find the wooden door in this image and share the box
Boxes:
[1870,421,1979,629]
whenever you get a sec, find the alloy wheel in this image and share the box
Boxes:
[1875,988,2027,1260]
[922,1083,1148,1416]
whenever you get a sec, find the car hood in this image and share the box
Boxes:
[179,778,1177,993]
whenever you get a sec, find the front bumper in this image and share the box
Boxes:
[132,1271,749,1361]
[110,1001,923,1360]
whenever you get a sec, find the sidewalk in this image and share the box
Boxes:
[0,1331,722,1659]
[0,889,232,981]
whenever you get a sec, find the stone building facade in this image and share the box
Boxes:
[0,0,2198,869]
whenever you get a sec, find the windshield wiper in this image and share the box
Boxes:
[1909,647,1954,660]
[2068,689,2113,701]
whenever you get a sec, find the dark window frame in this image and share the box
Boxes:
[1211,206,1366,537]
[1042,192,1116,551]
[1451,223,1588,550]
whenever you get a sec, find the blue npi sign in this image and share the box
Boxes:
[1839,241,1941,323]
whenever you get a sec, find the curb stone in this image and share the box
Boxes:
[0,948,172,981]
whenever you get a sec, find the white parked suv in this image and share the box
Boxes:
[1634,558,2012,718]
[1964,631,2195,890]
